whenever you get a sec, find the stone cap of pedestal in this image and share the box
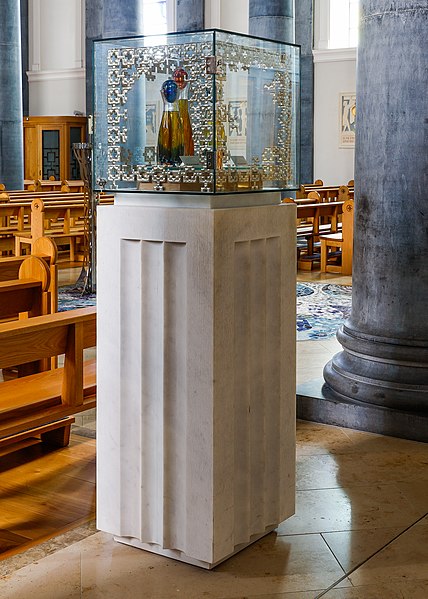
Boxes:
[113,191,281,209]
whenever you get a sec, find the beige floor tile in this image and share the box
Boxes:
[296,421,355,457]
[340,428,428,454]
[0,543,81,599]
[322,580,428,598]
[395,481,428,516]
[78,531,348,598]
[221,593,324,598]
[277,484,424,536]
[347,521,428,587]
[322,527,404,571]
[296,444,428,490]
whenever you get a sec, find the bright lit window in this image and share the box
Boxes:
[142,0,168,35]
[329,0,359,48]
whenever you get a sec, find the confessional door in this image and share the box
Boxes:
[23,116,87,182]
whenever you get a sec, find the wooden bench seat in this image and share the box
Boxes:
[320,198,354,275]
[0,238,58,314]
[15,199,86,261]
[292,201,344,270]
[0,307,96,447]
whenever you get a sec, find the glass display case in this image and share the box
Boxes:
[93,29,300,194]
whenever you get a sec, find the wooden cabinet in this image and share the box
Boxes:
[23,116,87,181]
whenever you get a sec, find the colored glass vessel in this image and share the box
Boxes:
[173,68,194,156]
[157,79,184,165]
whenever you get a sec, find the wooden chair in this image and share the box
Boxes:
[320,199,354,275]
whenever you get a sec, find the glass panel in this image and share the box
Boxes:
[42,130,60,180]
[69,127,82,179]
[93,29,300,194]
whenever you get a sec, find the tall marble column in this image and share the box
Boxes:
[295,0,314,184]
[85,0,145,116]
[0,0,24,190]
[20,0,29,117]
[176,0,204,31]
[249,0,294,42]
[323,1,428,439]
[249,0,314,185]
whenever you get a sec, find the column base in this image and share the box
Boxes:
[296,378,428,442]
[114,526,277,570]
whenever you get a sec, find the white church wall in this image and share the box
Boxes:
[205,0,249,33]
[28,0,85,116]
[313,49,356,185]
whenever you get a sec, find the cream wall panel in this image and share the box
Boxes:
[313,52,356,185]
[28,0,85,115]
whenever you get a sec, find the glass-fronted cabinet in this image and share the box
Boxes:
[93,29,300,194]
[23,116,87,181]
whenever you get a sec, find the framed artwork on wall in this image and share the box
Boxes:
[339,92,356,148]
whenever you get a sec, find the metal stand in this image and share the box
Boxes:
[72,142,98,294]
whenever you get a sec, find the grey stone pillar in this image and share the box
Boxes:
[323,1,428,439]
[86,0,146,116]
[21,0,29,117]
[176,0,204,31]
[249,0,294,42]
[249,1,314,186]
[0,0,24,190]
[295,0,313,184]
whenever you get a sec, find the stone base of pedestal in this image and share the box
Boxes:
[97,195,297,568]
[297,379,428,442]
[115,526,276,570]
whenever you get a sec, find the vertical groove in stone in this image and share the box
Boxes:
[263,236,282,525]
[249,239,267,534]
[139,240,164,543]
[233,236,282,544]
[162,242,188,551]
[119,239,143,536]
[233,240,251,544]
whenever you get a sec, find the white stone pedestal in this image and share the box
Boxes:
[96,193,296,569]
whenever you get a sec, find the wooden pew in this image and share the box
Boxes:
[15,199,85,261]
[0,204,26,254]
[294,201,344,270]
[0,307,96,448]
[61,180,85,193]
[320,198,354,275]
[0,255,51,321]
[0,237,58,315]
[297,182,354,203]
[36,179,63,192]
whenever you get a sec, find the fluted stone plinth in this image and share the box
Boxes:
[97,195,296,568]
[323,1,428,438]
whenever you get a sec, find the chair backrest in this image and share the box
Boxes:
[342,199,354,238]
[307,190,321,202]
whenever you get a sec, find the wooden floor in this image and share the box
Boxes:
[0,432,95,559]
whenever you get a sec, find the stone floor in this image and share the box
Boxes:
[1,268,427,597]
[1,420,427,598]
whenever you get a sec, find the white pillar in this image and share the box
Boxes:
[97,194,296,568]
